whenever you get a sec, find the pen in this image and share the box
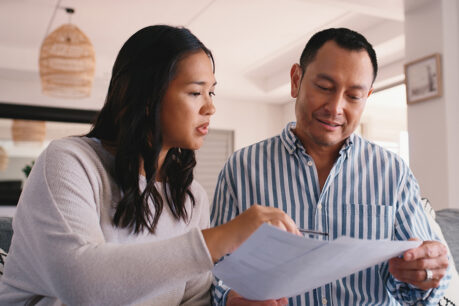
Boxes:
[298,228,328,236]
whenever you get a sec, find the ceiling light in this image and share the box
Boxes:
[39,4,95,98]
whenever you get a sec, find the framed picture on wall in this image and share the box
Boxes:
[404,53,442,104]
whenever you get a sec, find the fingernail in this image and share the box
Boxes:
[405,253,413,260]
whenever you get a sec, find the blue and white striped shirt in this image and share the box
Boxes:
[210,122,450,306]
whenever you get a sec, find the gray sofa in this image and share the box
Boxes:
[436,209,459,269]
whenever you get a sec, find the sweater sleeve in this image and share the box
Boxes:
[3,139,213,305]
[180,181,213,305]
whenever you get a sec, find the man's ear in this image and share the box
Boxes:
[290,64,302,99]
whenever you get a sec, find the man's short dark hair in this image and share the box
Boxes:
[299,28,378,83]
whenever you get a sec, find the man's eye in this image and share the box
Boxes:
[209,91,215,97]
[316,84,331,91]
[190,92,201,96]
[348,94,363,101]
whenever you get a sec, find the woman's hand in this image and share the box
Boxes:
[202,205,299,262]
[227,290,288,306]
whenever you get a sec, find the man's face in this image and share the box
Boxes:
[290,40,374,151]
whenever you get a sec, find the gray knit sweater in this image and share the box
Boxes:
[0,137,213,305]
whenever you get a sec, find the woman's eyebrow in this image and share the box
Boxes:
[186,81,218,86]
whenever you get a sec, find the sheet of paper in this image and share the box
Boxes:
[212,223,421,300]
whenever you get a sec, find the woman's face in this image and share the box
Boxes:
[160,50,216,151]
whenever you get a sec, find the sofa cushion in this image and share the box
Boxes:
[0,217,13,253]
[436,209,459,269]
[421,199,459,305]
[0,247,6,276]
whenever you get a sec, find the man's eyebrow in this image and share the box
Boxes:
[316,73,335,84]
[316,73,368,91]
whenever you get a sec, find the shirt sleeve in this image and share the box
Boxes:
[210,163,239,305]
[3,140,214,305]
[384,163,451,305]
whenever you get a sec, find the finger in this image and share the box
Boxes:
[228,290,279,305]
[269,220,288,232]
[389,268,445,289]
[265,208,300,235]
[408,280,442,290]
[276,297,289,305]
[390,266,447,283]
[390,256,449,271]
[232,298,281,306]
[279,214,301,235]
[403,240,447,261]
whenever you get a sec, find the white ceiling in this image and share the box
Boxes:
[0,0,419,109]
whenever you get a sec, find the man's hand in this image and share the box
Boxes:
[388,239,449,290]
[227,290,288,306]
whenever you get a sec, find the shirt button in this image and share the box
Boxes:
[322,297,327,305]
[218,280,223,286]
[307,160,313,166]
[317,204,322,210]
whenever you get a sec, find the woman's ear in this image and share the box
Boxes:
[290,64,302,99]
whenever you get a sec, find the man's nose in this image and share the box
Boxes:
[325,92,345,116]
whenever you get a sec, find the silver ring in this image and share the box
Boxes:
[425,269,433,281]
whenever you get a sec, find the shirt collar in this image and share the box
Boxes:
[340,134,354,159]
[280,122,355,158]
[280,122,299,154]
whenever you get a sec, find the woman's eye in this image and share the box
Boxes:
[209,91,215,97]
[190,92,201,96]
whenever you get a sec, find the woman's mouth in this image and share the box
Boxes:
[196,122,209,135]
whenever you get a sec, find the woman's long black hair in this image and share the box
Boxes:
[87,25,214,234]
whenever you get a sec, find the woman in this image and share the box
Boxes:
[0,25,296,305]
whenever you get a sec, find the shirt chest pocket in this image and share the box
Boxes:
[336,203,395,240]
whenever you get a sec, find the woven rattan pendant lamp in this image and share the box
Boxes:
[39,4,95,98]
[0,146,8,171]
[11,120,47,145]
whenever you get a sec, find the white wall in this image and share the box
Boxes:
[404,0,459,209]
[212,97,287,150]
[282,99,296,125]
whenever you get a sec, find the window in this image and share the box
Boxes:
[195,129,234,202]
[361,84,409,164]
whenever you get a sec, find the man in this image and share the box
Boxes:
[211,28,450,305]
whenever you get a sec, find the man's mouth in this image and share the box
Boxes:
[316,118,342,128]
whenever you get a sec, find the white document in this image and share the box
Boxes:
[212,223,421,300]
